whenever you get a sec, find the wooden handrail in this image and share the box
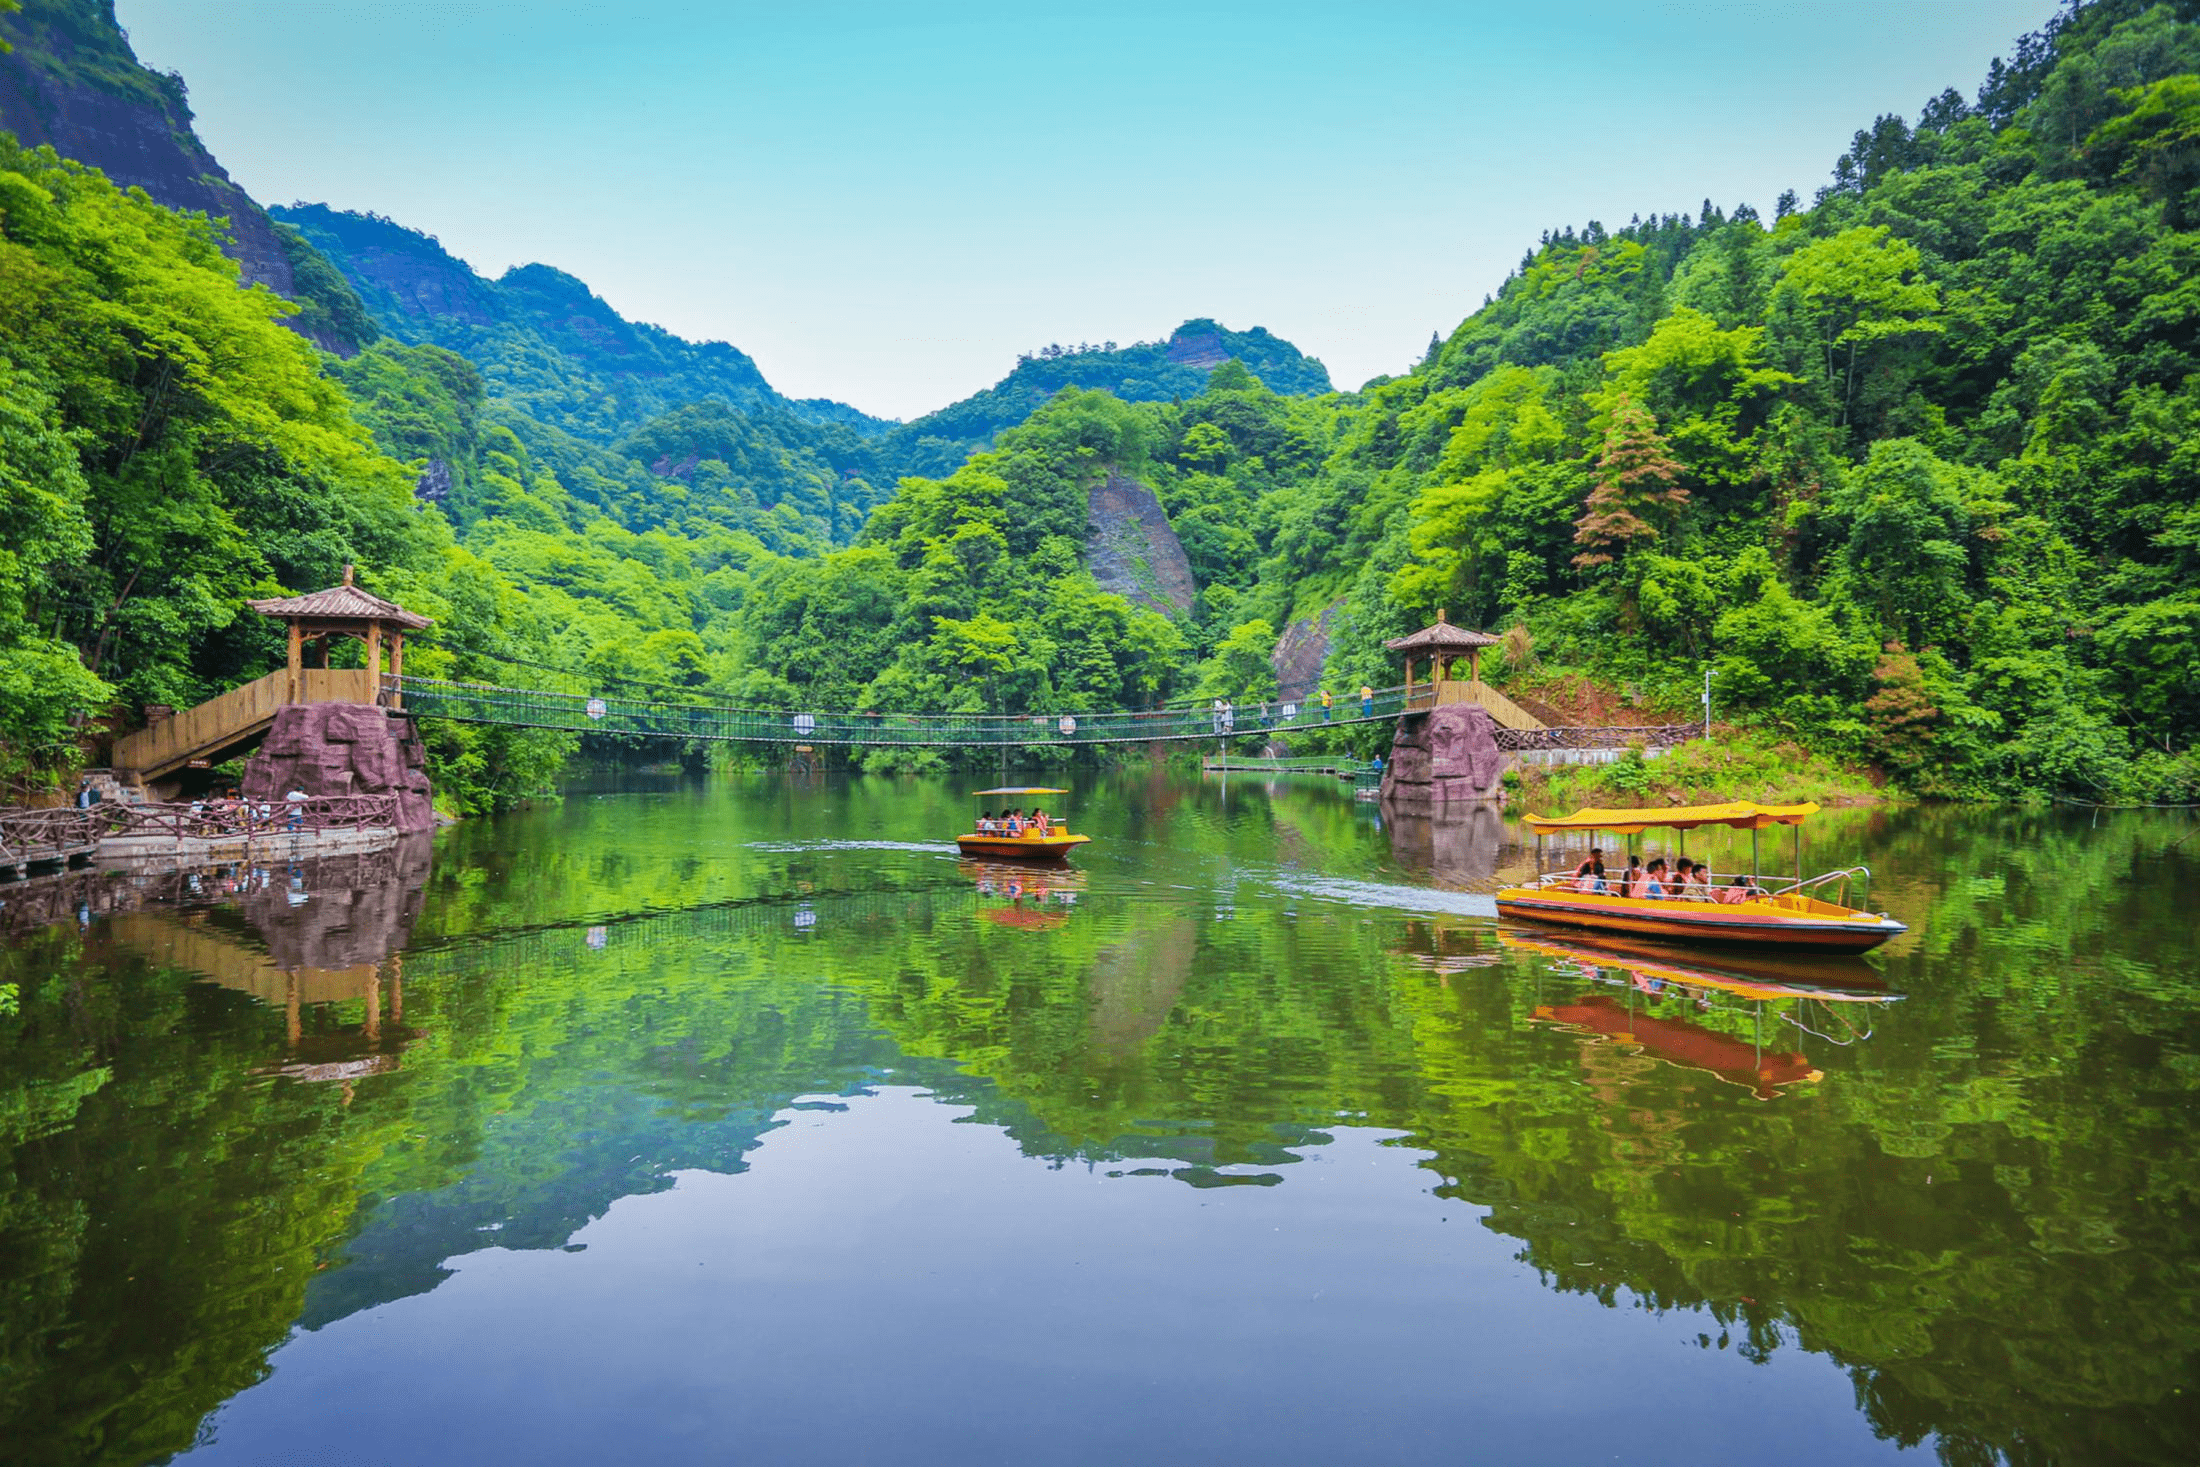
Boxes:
[111,667,377,778]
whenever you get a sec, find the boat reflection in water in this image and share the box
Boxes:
[1502,930,1899,1100]
[964,859,1085,931]
[99,834,434,1086]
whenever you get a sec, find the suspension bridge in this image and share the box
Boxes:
[97,576,1698,789]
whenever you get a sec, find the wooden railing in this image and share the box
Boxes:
[96,794,400,841]
[111,667,376,779]
[0,808,99,864]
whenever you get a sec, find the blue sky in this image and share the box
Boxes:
[119,1,2062,420]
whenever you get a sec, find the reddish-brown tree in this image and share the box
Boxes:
[1572,394,1688,569]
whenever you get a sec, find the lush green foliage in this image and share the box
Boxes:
[877,320,1333,479]
[1236,0,2200,800]
[6,0,2198,805]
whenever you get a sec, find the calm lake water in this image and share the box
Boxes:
[2,772,2196,1466]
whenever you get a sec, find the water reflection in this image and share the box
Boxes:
[1382,801,1508,887]
[2,783,2197,1466]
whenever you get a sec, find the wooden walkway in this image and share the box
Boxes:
[111,667,376,782]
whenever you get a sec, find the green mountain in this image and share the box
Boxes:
[4,0,2194,808]
[726,0,2200,801]
[271,203,881,441]
[879,320,1334,478]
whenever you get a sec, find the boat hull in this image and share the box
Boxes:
[1495,888,1905,953]
[955,833,1091,862]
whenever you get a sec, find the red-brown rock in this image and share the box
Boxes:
[242,704,435,832]
[1380,705,1507,810]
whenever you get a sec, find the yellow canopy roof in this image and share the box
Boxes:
[971,787,1069,797]
[1523,800,1819,834]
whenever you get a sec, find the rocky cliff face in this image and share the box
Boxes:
[1085,470,1197,617]
[0,2,287,287]
[1272,598,1343,697]
[0,0,379,353]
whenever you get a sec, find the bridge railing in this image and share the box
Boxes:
[385,676,1425,747]
[97,795,401,841]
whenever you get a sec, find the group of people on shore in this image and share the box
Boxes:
[977,808,1052,838]
[1568,847,1757,902]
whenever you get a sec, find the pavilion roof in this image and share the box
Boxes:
[248,579,432,630]
[1383,613,1498,653]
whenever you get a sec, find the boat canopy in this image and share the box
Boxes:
[1523,800,1820,834]
[970,786,1070,797]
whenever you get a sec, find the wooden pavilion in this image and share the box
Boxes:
[1384,611,1545,730]
[248,564,432,712]
[110,568,433,788]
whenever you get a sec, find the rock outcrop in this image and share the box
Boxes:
[1380,705,1507,811]
[1086,470,1197,616]
[1272,598,1343,696]
[0,0,292,293]
[242,704,436,833]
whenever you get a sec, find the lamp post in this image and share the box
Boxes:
[1702,664,1715,739]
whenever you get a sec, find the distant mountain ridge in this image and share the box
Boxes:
[0,0,379,350]
[881,320,1333,479]
[274,203,886,443]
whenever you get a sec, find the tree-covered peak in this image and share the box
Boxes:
[872,318,1331,481]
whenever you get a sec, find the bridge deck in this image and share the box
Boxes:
[388,676,1419,747]
[387,675,1699,754]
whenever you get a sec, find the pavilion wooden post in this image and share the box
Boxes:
[364,620,382,704]
[389,630,404,709]
[286,621,303,706]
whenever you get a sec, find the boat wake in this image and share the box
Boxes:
[1264,873,1498,920]
[745,839,962,856]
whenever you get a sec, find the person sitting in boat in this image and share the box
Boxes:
[1572,848,1607,893]
[1678,861,1712,898]
[1029,808,1050,836]
[978,810,994,834]
[1618,855,1646,898]
[1006,811,1024,836]
[1643,858,1672,898]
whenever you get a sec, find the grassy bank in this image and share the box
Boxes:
[1504,728,1886,814]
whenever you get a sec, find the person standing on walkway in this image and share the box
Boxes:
[1320,688,1333,722]
[1360,684,1374,718]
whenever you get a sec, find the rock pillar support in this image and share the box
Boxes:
[1379,704,1507,812]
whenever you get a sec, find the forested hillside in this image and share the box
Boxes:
[2,0,2194,806]
[877,321,1332,479]
[1277,0,2200,801]
[717,0,2200,801]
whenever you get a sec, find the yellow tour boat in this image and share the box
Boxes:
[956,787,1092,862]
[1494,801,1907,953]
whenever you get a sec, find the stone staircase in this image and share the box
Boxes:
[77,768,148,806]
